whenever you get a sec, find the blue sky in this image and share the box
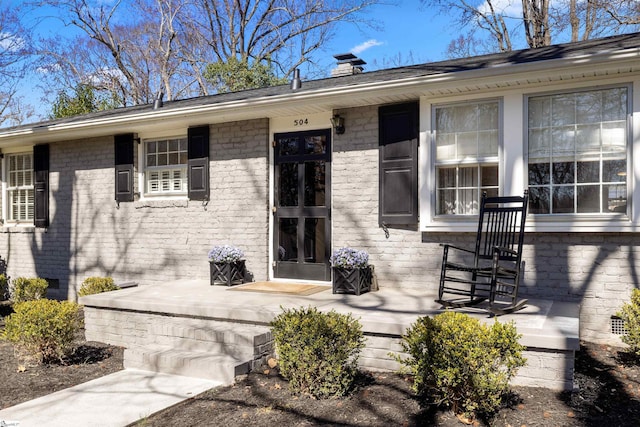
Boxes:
[320,1,455,70]
[13,0,462,120]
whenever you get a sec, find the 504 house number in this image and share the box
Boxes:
[293,118,309,127]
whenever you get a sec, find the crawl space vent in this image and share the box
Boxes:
[611,315,627,335]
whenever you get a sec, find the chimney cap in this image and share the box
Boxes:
[334,53,357,61]
[333,53,367,66]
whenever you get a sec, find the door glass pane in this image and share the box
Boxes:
[279,163,298,207]
[304,161,325,206]
[304,136,327,154]
[304,218,325,263]
[278,218,298,262]
[279,137,299,156]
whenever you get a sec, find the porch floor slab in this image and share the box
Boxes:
[81,279,579,352]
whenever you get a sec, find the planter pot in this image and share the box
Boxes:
[210,260,246,286]
[332,266,372,295]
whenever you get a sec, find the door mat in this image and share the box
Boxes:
[227,281,330,296]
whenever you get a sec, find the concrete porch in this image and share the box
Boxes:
[80,280,580,391]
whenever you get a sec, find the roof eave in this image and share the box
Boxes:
[0,46,638,146]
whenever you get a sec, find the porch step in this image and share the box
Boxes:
[124,346,254,384]
[121,321,274,385]
[149,321,272,354]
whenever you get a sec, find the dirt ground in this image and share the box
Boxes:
[1,303,640,426]
[0,303,124,410]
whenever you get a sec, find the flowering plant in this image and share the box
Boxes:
[208,245,244,263]
[330,247,369,269]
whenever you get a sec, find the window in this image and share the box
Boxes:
[435,100,500,215]
[7,153,34,222]
[527,87,628,215]
[144,137,188,195]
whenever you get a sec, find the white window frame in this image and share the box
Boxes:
[141,136,188,197]
[3,149,34,224]
[432,98,503,216]
[525,84,631,217]
[420,80,638,233]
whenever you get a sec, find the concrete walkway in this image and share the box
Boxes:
[0,369,221,427]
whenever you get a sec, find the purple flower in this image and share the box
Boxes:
[330,247,369,269]
[208,245,244,263]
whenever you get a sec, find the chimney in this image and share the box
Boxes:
[331,53,366,77]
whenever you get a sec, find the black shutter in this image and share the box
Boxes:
[188,125,210,201]
[379,102,419,226]
[114,133,135,203]
[33,144,49,228]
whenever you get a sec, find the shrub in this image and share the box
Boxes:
[78,276,120,297]
[2,299,82,365]
[394,311,526,418]
[9,277,48,303]
[271,306,365,398]
[0,274,8,300]
[617,288,640,356]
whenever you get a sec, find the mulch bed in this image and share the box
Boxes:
[1,302,640,426]
[0,303,124,410]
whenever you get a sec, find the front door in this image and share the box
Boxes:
[274,129,331,281]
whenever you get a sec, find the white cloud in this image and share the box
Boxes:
[36,63,62,75]
[478,0,522,17]
[350,39,384,55]
[0,32,25,53]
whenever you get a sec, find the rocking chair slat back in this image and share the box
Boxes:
[476,193,528,263]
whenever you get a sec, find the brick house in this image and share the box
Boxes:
[2,32,640,345]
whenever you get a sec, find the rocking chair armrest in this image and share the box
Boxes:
[491,246,518,256]
[491,246,520,276]
[440,243,475,255]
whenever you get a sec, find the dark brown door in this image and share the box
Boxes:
[274,129,331,281]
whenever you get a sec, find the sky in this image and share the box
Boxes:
[11,0,509,121]
[320,1,455,70]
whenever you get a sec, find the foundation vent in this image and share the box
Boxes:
[611,315,628,335]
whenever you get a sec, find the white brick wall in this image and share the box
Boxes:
[1,106,636,345]
[332,105,636,344]
[1,119,269,298]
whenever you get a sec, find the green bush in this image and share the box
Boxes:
[271,306,365,398]
[617,288,640,356]
[394,311,526,418]
[2,299,82,364]
[0,274,8,300]
[78,276,119,297]
[9,277,48,303]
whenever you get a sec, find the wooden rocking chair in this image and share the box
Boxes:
[436,191,529,315]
